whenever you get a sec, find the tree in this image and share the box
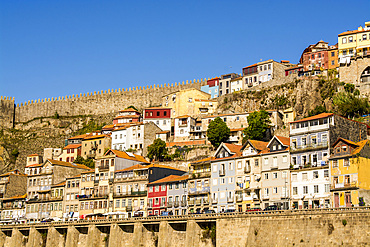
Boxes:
[243,110,271,143]
[206,117,230,148]
[74,155,95,168]
[147,138,168,161]
[333,92,370,118]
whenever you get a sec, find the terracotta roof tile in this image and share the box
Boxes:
[68,134,90,140]
[52,181,66,187]
[105,149,149,163]
[82,134,109,140]
[146,163,185,172]
[290,113,334,124]
[25,163,43,168]
[166,140,210,147]
[275,136,290,146]
[118,109,141,113]
[63,144,82,150]
[27,154,39,157]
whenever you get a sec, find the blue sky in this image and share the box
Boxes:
[1,0,369,104]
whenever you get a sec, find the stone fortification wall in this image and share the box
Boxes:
[14,79,204,123]
[0,97,15,129]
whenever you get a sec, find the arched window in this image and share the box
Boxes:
[361,66,370,83]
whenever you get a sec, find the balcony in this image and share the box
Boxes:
[190,172,211,179]
[126,206,132,212]
[189,187,210,195]
[290,141,328,153]
[131,190,147,196]
[211,198,218,204]
[174,201,180,208]
[167,202,173,208]
[181,200,187,207]
[98,165,109,170]
[115,174,148,182]
[188,200,195,206]
[219,169,225,176]
[195,199,202,206]
[331,181,359,191]
[97,192,109,198]
[203,198,209,205]
[147,204,153,209]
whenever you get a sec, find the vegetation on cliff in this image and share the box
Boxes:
[243,110,271,143]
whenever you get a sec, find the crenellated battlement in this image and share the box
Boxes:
[12,78,205,123]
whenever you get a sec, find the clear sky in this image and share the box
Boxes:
[1,0,369,104]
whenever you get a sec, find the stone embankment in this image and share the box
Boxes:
[0,207,369,247]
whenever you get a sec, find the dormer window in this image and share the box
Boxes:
[273,146,276,151]
[342,145,347,152]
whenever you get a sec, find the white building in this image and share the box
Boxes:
[230,77,243,93]
[174,115,196,142]
[111,123,144,153]
[290,167,331,209]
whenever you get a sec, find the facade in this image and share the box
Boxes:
[219,73,239,96]
[230,77,243,93]
[59,144,81,162]
[111,123,144,152]
[236,140,269,210]
[242,64,258,88]
[174,115,196,142]
[78,170,95,217]
[0,169,27,199]
[64,176,81,220]
[330,138,370,207]
[210,143,242,212]
[201,77,219,99]
[193,99,218,115]
[188,157,211,214]
[285,64,304,77]
[49,182,65,220]
[162,88,211,118]
[81,134,112,159]
[113,108,141,124]
[261,136,290,210]
[338,21,370,84]
[0,194,26,221]
[113,164,148,217]
[143,107,172,132]
[25,159,90,220]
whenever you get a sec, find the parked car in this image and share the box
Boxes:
[247,208,262,212]
[224,209,236,213]
[204,209,216,214]
[264,205,278,211]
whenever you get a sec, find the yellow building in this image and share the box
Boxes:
[162,88,211,118]
[330,138,370,207]
[81,134,112,159]
[338,21,370,59]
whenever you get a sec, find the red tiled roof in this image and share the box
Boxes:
[290,113,334,124]
[52,181,66,187]
[175,115,191,119]
[63,144,82,150]
[248,140,269,154]
[119,109,140,113]
[156,131,170,134]
[242,63,258,69]
[145,107,172,110]
[230,128,244,132]
[191,157,214,164]
[275,136,290,146]
[83,134,109,140]
[68,134,90,140]
[27,154,39,157]
[148,175,189,185]
[104,149,149,163]
[25,163,43,168]
[113,115,140,119]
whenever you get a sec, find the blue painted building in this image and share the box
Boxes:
[210,143,242,212]
[201,77,219,99]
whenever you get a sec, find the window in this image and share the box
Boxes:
[333,160,338,167]
[229,162,233,170]
[255,159,259,166]
[324,170,329,178]
[349,36,353,43]
[325,184,330,193]
[264,173,269,180]
[237,161,242,169]
[273,187,278,194]
[313,171,319,179]
[264,158,268,165]
[303,186,308,194]
[293,187,298,195]
[302,173,308,180]
[264,188,269,196]
[314,185,319,193]
[283,155,287,163]
[212,164,217,172]
[212,179,217,185]
[161,185,166,191]
[273,173,278,179]
[344,158,350,166]
[342,37,347,44]
[229,177,233,184]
